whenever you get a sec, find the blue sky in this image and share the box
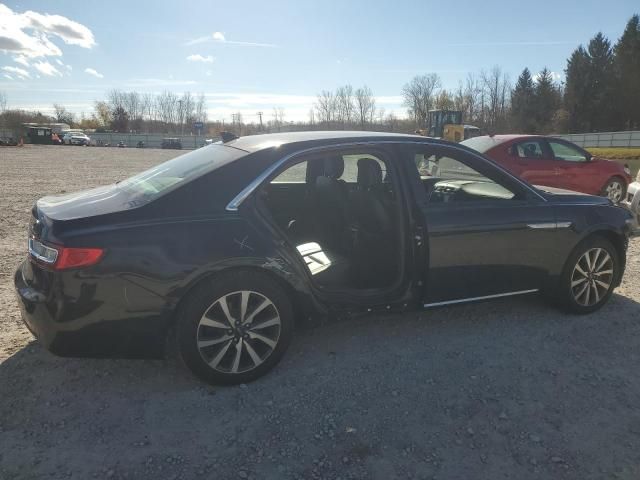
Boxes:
[0,0,638,122]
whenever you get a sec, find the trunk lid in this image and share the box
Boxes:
[36,184,137,221]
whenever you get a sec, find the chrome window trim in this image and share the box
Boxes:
[225,140,547,212]
[424,289,539,308]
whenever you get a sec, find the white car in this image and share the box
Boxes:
[620,171,640,236]
[62,132,90,146]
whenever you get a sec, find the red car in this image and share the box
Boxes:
[462,135,632,203]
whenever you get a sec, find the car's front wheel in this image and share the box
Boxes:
[602,177,626,203]
[176,271,294,385]
[559,236,619,314]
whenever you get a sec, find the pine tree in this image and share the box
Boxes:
[511,68,536,133]
[534,68,560,133]
[586,32,615,131]
[614,14,640,129]
[565,46,590,132]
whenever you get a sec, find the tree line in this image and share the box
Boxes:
[1,14,638,137]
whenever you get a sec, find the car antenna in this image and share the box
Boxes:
[220,131,239,143]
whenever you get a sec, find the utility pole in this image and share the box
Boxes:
[257,111,263,131]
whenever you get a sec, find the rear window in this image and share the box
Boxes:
[460,136,508,154]
[117,144,245,201]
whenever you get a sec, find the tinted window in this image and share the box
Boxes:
[548,141,588,162]
[117,145,245,201]
[515,140,545,159]
[339,154,387,183]
[271,161,307,183]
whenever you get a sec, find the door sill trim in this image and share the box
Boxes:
[424,289,539,308]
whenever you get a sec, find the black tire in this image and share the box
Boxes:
[557,235,619,314]
[601,176,626,204]
[176,270,294,385]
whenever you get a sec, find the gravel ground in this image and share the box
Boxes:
[1,145,640,480]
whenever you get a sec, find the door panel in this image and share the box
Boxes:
[406,144,558,305]
[510,140,560,187]
[423,202,556,303]
[546,140,597,194]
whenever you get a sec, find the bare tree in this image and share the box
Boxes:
[463,73,481,123]
[272,107,286,132]
[107,89,126,111]
[93,101,111,127]
[480,66,511,130]
[335,85,355,128]
[434,89,454,110]
[0,90,6,112]
[314,90,337,125]
[355,85,376,128]
[53,103,74,125]
[401,73,441,127]
[195,93,207,123]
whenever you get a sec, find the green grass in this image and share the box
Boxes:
[586,148,640,179]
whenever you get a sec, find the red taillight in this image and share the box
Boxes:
[54,247,104,270]
[29,238,104,270]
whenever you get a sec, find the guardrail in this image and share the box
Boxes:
[555,131,640,148]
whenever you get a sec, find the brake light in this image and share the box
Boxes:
[55,247,104,270]
[29,238,103,270]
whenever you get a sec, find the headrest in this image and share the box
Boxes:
[322,156,344,179]
[305,156,344,183]
[357,158,383,187]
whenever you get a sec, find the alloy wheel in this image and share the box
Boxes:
[570,248,614,307]
[605,181,623,203]
[196,290,281,374]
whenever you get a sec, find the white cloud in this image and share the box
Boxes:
[13,55,29,67]
[3,74,13,80]
[2,65,30,78]
[84,67,103,78]
[186,54,214,63]
[0,4,95,58]
[33,60,62,76]
[185,31,276,48]
[55,58,63,65]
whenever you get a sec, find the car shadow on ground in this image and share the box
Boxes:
[2,292,640,479]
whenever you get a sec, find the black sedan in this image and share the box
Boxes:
[15,131,636,385]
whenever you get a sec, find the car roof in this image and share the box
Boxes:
[223,130,431,152]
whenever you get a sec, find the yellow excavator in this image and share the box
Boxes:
[416,110,481,142]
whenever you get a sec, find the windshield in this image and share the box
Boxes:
[117,144,245,201]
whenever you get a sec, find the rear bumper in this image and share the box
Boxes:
[14,261,167,358]
[621,181,640,237]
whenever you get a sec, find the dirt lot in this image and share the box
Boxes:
[1,145,640,480]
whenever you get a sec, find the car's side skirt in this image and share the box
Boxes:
[423,289,539,308]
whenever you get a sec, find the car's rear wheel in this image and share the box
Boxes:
[602,177,626,203]
[176,271,294,385]
[558,236,619,314]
